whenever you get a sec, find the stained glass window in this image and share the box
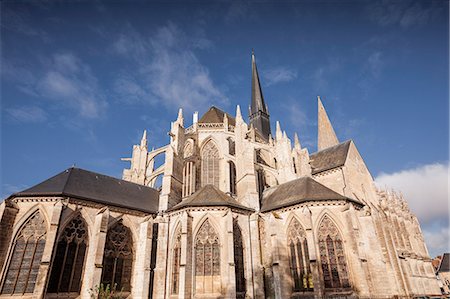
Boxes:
[1,211,46,295]
[287,218,313,292]
[101,220,133,292]
[195,220,220,294]
[47,215,88,294]
[201,141,220,188]
[233,220,246,298]
[318,216,350,289]
[229,162,237,195]
[171,227,181,294]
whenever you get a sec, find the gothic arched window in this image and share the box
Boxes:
[182,161,196,197]
[229,161,236,195]
[318,216,350,289]
[287,218,313,292]
[195,220,220,295]
[201,141,220,188]
[47,215,88,294]
[1,211,46,295]
[171,227,182,294]
[233,220,246,298]
[227,138,235,156]
[101,220,133,292]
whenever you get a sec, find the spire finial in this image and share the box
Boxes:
[275,121,282,141]
[317,96,339,150]
[294,133,301,150]
[236,105,243,123]
[141,129,148,147]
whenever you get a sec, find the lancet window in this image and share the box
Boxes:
[47,215,88,294]
[233,220,246,298]
[101,220,133,292]
[1,211,46,295]
[227,138,235,156]
[171,227,182,294]
[318,216,350,289]
[287,218,313,292]
[182,161,196,197]
[201,141,220,188]
[195,220,220,294]
[229,161,237,195]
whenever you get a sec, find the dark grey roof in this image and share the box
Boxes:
[169,184,253,212]
[310,140,352,175]
[438,253,450,272]
[10,168,160,214]
[198,106,236,126]
[261,176,361,212]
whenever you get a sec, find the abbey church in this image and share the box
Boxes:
[0,53,441,299]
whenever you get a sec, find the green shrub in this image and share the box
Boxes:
[89,283,123,299]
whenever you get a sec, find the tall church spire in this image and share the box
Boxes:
[317,96,339,151]
[249,50,271,140]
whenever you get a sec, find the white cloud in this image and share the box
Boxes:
[111,23,228,111]
[375,163,449,224]
[6,106,47,123]
[263,67,297,86]
[375,163,449,257]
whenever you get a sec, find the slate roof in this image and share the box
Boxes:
[198,106,236,126]
[169,184,253,212]
[260,176,361,212]
[9,168,160,214]
[438,253,450,272]
[309,140,352,175]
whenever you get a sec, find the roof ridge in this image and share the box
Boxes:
[61,167,74,194]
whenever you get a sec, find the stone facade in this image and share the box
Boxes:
[0,53,442,298]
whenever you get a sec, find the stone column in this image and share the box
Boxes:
[33,200,63,299]
[268,216,283,299]
[249,213,263,299]
[0,200,18,274]
[80,207,110,299]
[179,211,193,299]
[225,210,236,298]
[132,216,154,299]
[152,215,169,299]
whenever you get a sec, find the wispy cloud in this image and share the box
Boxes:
[375,162,449,256]
[6,106,47,123]
[2,8,50,41]
[366,0,442,29]
[4,52,108,119]
[263,66,297,86]
[311,58,340,91]
[111,22,228,111]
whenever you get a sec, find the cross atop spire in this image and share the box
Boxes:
[249,50,271,140]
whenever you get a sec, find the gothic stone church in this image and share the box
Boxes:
[0,53,441,299]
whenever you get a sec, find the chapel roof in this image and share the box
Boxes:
[309,140,352,175]
[9,167,160,214]
[169,184,253,212]
[198,106,236,126]
[438,253,450,273]
[260,176,361,212]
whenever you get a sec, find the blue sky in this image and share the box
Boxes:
[1,0,448,256]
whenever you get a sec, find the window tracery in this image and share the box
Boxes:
[171,227,182,294]
[47,215,88,294]
[287,218,313,292]
[318,216,350,289]
[201,141,220,188]
[101,220,133,292]
[195,220,220,294]
[233,220,246,298]
[1,211,46,295]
